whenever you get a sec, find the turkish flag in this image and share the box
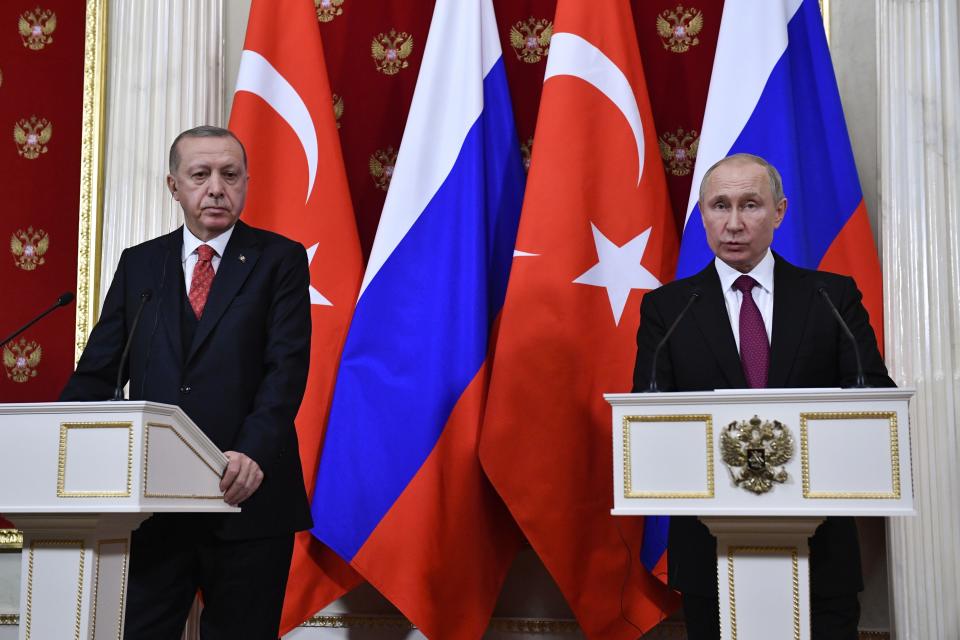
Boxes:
[228,0,363,634]
[479,0,680,637]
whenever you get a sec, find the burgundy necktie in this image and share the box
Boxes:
[733,275,769,388]
[188,244,216,319]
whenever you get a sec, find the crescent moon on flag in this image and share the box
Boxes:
[543,33,645,185]
[234,50,318,203]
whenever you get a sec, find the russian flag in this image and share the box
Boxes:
[645,0,885,577]
[310,0,525,636]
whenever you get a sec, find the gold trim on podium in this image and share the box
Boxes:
[800,411,900,499]
[142,423,224,499]
[0,529,23,550]
[623,414,714,498]
[25,539,85,640]
[91,538,129,639]
[727,546,800,640]
[57,422,133,497]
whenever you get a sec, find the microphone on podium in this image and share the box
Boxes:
[643,288,700,393]
[112,290,153,401]
[816,284,869,388]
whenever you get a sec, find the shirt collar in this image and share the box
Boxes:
[182,224,235,262]
[715,249,775,294]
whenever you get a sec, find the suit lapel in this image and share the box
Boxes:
[689,263,748,388]
[187,221,260,364]
[158,230,184,362]
[768,254,814,388]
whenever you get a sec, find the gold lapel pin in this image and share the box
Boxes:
[239,254,246,263]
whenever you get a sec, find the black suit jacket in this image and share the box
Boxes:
[61,221,313,539]
[633,253,894,596]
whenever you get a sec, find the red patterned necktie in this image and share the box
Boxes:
[733,275,769,388]
[188,244,216,319]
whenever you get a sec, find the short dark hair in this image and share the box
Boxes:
[698,153,785,205]
[168,125,247,174]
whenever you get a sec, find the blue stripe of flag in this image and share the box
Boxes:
[310,57,524,560]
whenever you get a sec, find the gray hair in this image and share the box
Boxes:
[698,153,785,205]
[168,125,248,174]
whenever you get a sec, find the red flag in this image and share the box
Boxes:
[228,0,363,633]
[479,0,680,637]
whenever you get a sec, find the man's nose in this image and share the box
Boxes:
[207,173,224,197]
[725,209,744,231]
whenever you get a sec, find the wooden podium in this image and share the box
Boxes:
[0,401,237,640]
[607,388,914,640]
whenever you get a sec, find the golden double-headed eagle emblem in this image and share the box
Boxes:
[14,116,53,159]
[520,136,533,173]
[11,227,49,271]
[369,146,398,192]
[659,128,700,177]
[656,5,704,54]
[509,18,553,64]
[720,416,794,495]
[332,94,344,129]
[371,30,414,76]
[4,338,42,383]
[19,8,57,51]
[314,0,344,23]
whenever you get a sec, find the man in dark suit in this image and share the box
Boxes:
[633,153,894,640]
[61,126,313,639]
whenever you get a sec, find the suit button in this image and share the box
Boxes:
[180,385,191,394]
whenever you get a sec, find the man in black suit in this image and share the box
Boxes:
[61,126,313,639]
[633,153,894,640]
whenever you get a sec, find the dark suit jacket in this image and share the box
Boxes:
[61,220,313,540]
[632,253,894,597]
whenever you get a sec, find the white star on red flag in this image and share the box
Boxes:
[573,223,660,325]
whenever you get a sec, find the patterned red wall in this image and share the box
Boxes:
[0,2,85,404]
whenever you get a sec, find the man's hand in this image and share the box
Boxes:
[220,451,264,506]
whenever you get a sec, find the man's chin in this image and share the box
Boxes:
[719,250,752,272]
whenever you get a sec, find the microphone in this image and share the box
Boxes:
[113,290,153,401]
[644,288,700,392]
[817,284,868,388]
[139,251,169,399]
[0,291,74,348]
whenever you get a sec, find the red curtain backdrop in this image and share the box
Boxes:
[0,3,86,530]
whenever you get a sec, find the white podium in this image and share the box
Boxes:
[0,401,238,640]
[607,388,914,640]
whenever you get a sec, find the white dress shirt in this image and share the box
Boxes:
[182,224,235,294]
[715,249,775,351]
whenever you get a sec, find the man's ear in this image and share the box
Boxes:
[773,197,787,228]
[166,175,179,201]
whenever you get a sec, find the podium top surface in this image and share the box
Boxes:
[605,387,914,406]
[0,400,188,418]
